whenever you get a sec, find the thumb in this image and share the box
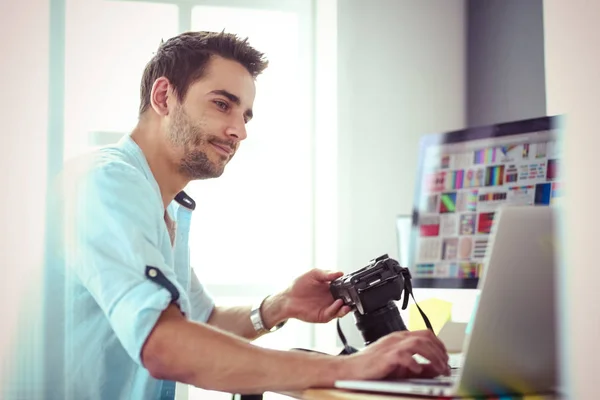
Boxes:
[315,269,344,282]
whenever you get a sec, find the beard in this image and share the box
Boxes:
[167,105,235,180]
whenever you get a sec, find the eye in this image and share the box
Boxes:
[214,100,229,111]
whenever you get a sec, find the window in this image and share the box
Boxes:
[187,5,314,399]
[188,5,312,286]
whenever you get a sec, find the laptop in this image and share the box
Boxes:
[335,205,559,397]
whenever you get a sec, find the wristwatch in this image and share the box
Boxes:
[250,295,287,335]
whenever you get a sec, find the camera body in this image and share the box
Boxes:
[330,254,410,345]
[330,254,405,315]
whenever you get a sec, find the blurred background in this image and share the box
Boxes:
[1,0,599,399]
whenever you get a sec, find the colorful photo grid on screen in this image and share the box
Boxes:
[413,134,560,281]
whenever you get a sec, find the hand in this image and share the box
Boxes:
[279,269,352,323]
[339,330,451,380]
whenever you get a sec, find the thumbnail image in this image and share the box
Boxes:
[417,238,441,261]
[473,239,488,259]
[546,140,560,158]
[458,262,479,278]
[551,182,562,205]
[547,159,558,181]
[478,191,507,202]
[419,215,440,237]
[523,143,530,159]
[415,264,435,277]
[505,164,518,183]
[444,170,465,190]
[519,162,547,182]
[535,142,547,158]
[442,238,459,260]
[425,171,446,193]
[422,194,439,213]
[535,183,552,205]
[458,237,473,259]
[474,148,497,165]
[441,155,450,169]
[485,165,505,186]
[498,145,521,162]
[477,212,495,234]
[457,190,478,212]
[435,263,451,277]
[459,214,476,235]
[440,214,458,236]
[440,192,458,213]
[448,263,459,277]
[477,190,508,212]
[507,185,536,205]
[463,168,485,188]
[453,153,473,169]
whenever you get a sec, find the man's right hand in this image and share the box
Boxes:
[339,330,451,380]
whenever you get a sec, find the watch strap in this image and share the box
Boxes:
[250,296,287,335]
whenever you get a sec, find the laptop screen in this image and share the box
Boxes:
[408,116,561,288]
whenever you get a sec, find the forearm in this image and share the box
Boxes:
[207,292,289,340]
[143,305,341,393]
[206,305,257,340]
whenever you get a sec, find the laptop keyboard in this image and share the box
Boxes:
[400,371,459,387]
[448,353,464,369]
[391,360,461,387]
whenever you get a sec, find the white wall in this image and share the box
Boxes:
[336,0,466,347]
[543,2,600,399]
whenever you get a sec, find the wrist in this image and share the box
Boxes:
[319,355,352,386]
[257,292,290,332]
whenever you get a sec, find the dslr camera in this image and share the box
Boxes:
[330,254,411,345]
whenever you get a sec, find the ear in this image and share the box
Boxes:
[150,77,172,117]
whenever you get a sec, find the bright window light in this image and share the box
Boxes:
[64,0,178,159]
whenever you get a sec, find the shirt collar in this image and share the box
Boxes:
[116,135,196,212]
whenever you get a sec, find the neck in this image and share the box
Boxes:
[130,117,189,209]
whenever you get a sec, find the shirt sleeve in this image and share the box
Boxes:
[61,157,192,366]
[188,269,215,323]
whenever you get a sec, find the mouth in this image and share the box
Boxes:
[210,142,234,157]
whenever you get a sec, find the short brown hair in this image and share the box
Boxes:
[139,31,268,115]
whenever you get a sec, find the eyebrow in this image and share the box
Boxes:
[210,89,253,121]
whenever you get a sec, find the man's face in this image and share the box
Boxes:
[166,56,256,180]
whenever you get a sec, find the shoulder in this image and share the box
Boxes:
[53,147,163,228]
[61,148,156,199]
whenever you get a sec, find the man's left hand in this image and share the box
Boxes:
[279,269,352,323]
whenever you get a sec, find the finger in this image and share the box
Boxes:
[323,298,344,320]
[418,340,448,375]
[337,305,352,318]
[314,269,344,282]
[402,337,447,375]
[410,330,449,362]
[399,355,424,376]
[408,362,444,379]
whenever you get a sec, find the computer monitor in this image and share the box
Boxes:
[408,115,561,289]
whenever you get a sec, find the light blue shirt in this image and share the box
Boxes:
[44,135,214,399]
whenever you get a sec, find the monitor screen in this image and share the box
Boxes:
[408,116,561,289]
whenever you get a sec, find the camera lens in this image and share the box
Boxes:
[354,301,407,345]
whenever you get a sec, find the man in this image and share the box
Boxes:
[45,31,449,399]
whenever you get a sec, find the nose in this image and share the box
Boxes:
[225,116,247,141]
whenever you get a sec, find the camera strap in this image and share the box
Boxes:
[400,268,434,332]
[336,319,359,355]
